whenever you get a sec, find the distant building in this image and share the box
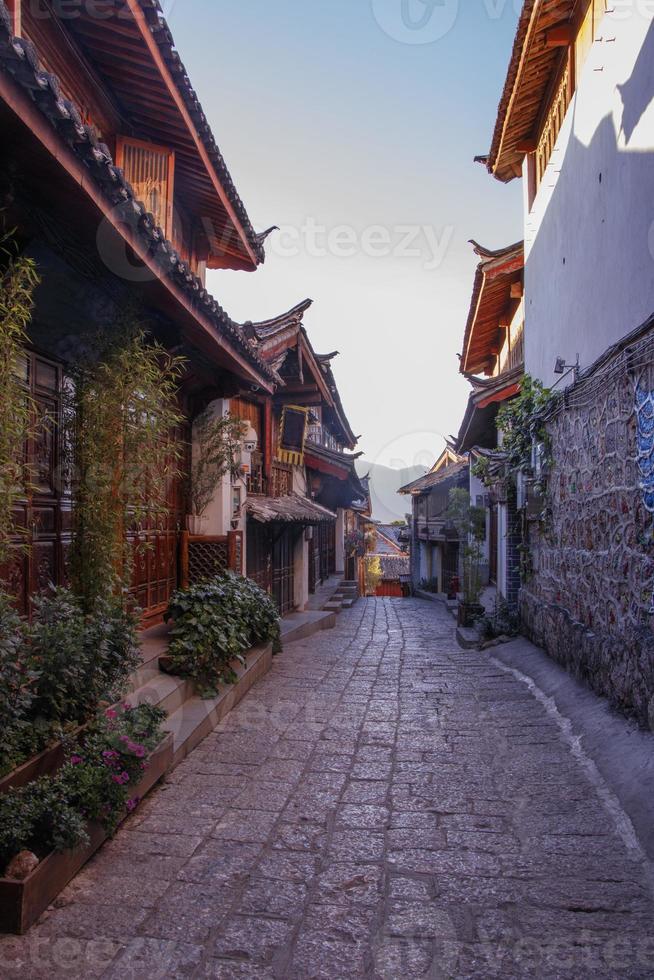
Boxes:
[399,449,469,595]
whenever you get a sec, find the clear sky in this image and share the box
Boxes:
[166,0,523,471]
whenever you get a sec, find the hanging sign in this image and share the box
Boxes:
[278,405,309,466]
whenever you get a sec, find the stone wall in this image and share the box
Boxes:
[521,323,654,730]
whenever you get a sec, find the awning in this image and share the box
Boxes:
[246,494,336,525]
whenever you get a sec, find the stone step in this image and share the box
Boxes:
[340,599,356,610]
[280,610,336,645]
[126,671,194,719]
[164,644,272,769]
[322,601,342,614]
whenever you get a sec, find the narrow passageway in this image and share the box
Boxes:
[2,599,653,979]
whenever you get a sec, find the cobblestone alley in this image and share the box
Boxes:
[2,598,653,980]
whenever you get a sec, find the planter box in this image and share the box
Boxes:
[0,733,173,935]
[0,726,86,796]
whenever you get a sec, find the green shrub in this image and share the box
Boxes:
[0,594,38,775]
[165,573,282,697]
[419,577,439,594]
[27,589,139,729]
[0,703,166,870]
[0,589,140,777]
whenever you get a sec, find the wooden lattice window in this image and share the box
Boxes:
[116,137,175,236]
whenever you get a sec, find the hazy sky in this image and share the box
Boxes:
[166,0,523,471]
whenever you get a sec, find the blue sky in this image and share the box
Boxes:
[167,0,523,471]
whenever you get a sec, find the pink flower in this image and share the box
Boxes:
[126,797,140,813]
[119,735,130,743]
[134,745,146,759]
[105,708,118,720]
[140,761,149,771]
[70,755,83,766]
[112,774,123,784]
[119,771,130,785]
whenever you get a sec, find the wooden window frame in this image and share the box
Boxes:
[115,136,175,238]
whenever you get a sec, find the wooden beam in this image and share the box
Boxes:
[8,0,21,36]
[510,281,524,299]
[516,137,538,154]
[124,0,259,270]
[545,25,575,47]
[0,70,273,392]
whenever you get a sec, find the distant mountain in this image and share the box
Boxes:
[355,461,427,523]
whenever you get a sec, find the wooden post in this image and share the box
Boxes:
[179,531,189,589]
[7,0,21,36]
[228,530,243,574]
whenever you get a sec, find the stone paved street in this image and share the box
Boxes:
[2,598,654,979]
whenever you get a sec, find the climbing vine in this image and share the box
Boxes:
[0,226,39,564]
[495,375,552,475]
[66,321,185,609]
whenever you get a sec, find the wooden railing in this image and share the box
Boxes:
[246,457,293,498]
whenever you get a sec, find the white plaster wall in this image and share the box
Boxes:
[524,9,654,386]
[193,398,231,536]
[335,509,345,574]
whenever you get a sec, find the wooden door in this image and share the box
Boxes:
[0,350,70,616]
[246,519,273,595]
[130,422,189,625]
[272,527,296,617]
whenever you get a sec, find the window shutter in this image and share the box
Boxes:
[116,139,175,236]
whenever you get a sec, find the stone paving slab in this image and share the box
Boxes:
[1,598,654,979]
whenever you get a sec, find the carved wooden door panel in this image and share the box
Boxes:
[0,350,69,616]
[130,422,190,625]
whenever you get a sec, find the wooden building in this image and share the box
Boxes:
[231,301,365,615]
[455,240,525,606]
[399,449,469,595]
[0,0,278,621]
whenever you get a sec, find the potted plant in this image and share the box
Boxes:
[188,410,245,534]
[445,488,486,628]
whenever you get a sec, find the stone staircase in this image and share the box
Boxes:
[322,579,360,614]
[126,624,272,771]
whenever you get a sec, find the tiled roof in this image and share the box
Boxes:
[461,240,524,376]
[0,2,275,382]
[399,460,469,496]
[246,494,336,525]
[137,0,268,264]
[377,554,411,579]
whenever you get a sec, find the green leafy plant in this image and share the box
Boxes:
[0,225,40,563]
[445,488,486,607]
[165,573,282,697]
[0,703,166,871]
[0,593,39,775]
[66,322,185,607]
[419,577,439,594]
[495,375,551,474]
[190,410,245,518]
[27,589,139,729]
[0,589,139,777]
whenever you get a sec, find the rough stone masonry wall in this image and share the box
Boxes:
[521,321,654,730]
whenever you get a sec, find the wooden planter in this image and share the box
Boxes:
[0,733,173,935]
[0,726,86,796]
